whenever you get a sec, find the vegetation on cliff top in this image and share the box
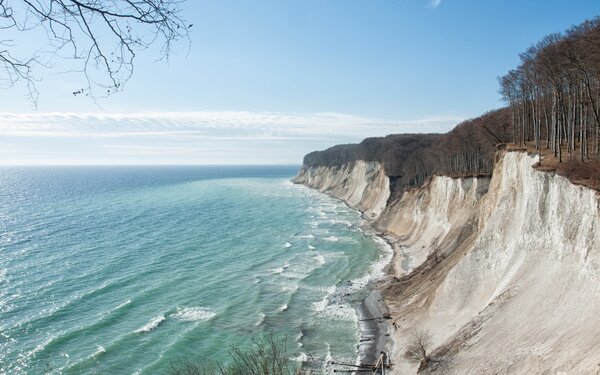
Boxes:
[303,16,600,198]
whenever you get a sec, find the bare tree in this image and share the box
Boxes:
[499,16,600,161]
[169,335,305,375]
[404,328,433,369]
[0,0,190,104]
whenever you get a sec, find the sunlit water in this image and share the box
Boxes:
[0,166,390,374]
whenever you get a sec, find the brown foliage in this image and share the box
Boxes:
[303,108,511,200]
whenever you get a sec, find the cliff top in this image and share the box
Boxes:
[301,108,512,199]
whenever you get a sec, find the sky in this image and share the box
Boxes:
[1,0,600,165]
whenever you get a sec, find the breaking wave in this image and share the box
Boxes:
[135,315,166,333]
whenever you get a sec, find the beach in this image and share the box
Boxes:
[335,215,396,373]
[357,288,392,366]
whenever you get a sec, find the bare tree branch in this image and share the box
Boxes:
[0,0,190,106]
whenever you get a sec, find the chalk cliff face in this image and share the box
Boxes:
[411,151,600,375]
[294,151,600,374]
[293,160,390,219]
[375,176,490,276]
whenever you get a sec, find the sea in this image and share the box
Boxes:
[0,166,391,374]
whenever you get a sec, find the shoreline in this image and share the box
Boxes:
[356,287,392,367]
[293,180,395,373]
[337,211,395,372]
[354,229,396,372]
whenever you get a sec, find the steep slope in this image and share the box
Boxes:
[375,176,489,276]
[293,160,390,219]
[294,149,600,374]
[385,151,600,374]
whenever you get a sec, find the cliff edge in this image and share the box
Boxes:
[294,149,600,374]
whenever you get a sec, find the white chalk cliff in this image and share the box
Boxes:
[295,151,600,374]
[293,160,390,219]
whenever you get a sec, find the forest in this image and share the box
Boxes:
[304,16,600,199]
[499,17,600,162]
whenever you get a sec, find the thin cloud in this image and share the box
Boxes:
[429,0,442,9]
[0,111,465,165]
[0,111,463,141]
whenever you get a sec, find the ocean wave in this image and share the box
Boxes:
[323,344,334,373]
[294,330,305,349]
[91,345,106,358]
[172,307,216,322]
[136,315,166,333]
[308,245,316,250]
[313,254,326,266]
[312,296,329,312]
[277,304,288,312]
[110,299,132,314]
[310,283,358,322]
[284,242,292,248]
[290,351,309,363]
[350,235,394,288]
[322,236,339,242]
[5,278,117,331]
[280,283,298,293]
[255,312,266,326]
[311,233,393,327]
[271,263,290,275]
[329,219,353,227]
[321,303,357,322]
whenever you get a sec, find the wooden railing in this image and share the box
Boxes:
[331,352,389,374]
[371,352,388,375]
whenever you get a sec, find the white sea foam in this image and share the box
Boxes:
[278,304,288,312]
[322,236,338,242]
[296,234,315,239]
[308,245,316,250]
[322,344,334,373]
[172,307,216,322]
[312,296,329,312]
[255,312,266,326]
[91,346,106,358]
[281,283,298,293]
[291,352,309,363]
[329,219,353,227]
[367,236,394,281]
[136,315,165,333]
[322,303,357,322]
[311,293,357,322]
[284,242,292,248]
[271,263,290,275]
[110,299,131,313]
[313,254,326,266]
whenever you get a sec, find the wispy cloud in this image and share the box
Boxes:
[0,111,464,165]
[0,111,462,140]
[429,0,442,9]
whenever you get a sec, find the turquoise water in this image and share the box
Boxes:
[0,166,390,374]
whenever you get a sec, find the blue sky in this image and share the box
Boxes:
[2,0,600,165]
